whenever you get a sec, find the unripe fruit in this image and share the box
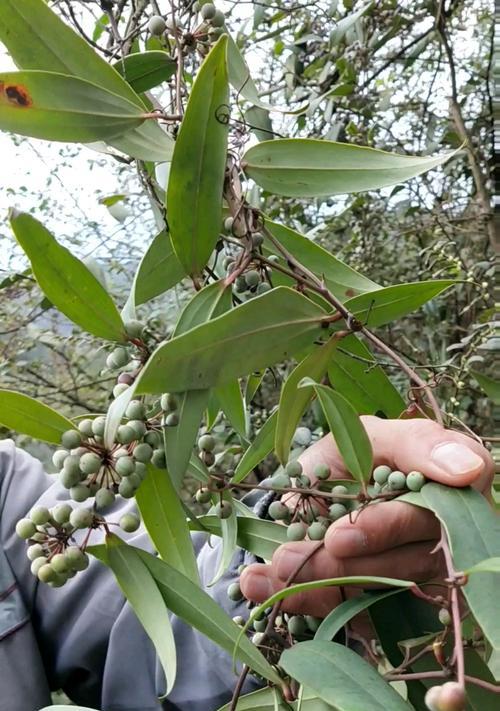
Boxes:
[202,450,215,467]
[215,501,233,519]
[268,501,289,521]
[144,430,161,447]
[270,472,291,491]
[287,522,307,541]
[388,470,406,491]
[211,8,225,26]
[256,282,271,295]
[31,557,47,576]
[148,14,165,34]
[66,546,89,571]
[80,452,102,475]
[133,442,153,463]
[118,372,135,386]
[160,392,178,412]
[406,470,426,492]
[294,426,312,447]
[227,582,243,601]
[49,574,68,588]
[232,615,245,626]
[126,400,146,421]
[192,1,201,12]
[16,518,37,540]
[135,462,148,480]
[115,456,136,477]
[27,544,45,561]
[70,485,91,503]
[198,434,216,452]
[92,417,107,438]
[51,553,70,574]
[252,632,265,646]
[331,484,348,503]
[196,487,212,504]
[61,429,82,449]
[223,216,234,232]
[30,507,50,526]
[52,503,72,525]
[251,232,264,248]
[95,488,115,509]
[305,615,321,632]
[268,254,280,263]
[125,319,145,339]
[313,463,330,480]
[117,424,136,445]
[373,464,391,484]
[328,503,348,521]
[60,467,82,489]
[151,449,167,469]
[37,563,57,584]
[425,686,442,711]
[118,478,137,498]
[128,420,147,439]
[245,270,260,287]
[307,522,326,540]
[200,2,216,19]
[437,682,466,711]
[253,617,268,632]
[285,460,303,478]
[113,383,129,398]
[288,615,307,637]
[78,418,95,438]
[297,474,311,488]
[438,608,452,626]
[69,508,93,529]
[235,276,247,293]
[165,413,179,427]
[119,513,140,533]
[52,449,69,469]
[107,347,129,369]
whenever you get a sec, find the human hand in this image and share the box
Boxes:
[240,416,494,616]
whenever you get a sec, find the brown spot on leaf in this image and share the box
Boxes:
[345,288,356,297]
[4,84,32,108]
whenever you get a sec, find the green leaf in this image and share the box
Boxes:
[106,545,282,685]
[9,211,126,342]
[194,515,288,561]
[245,105,274,141]
[113,51,176,93]
[164,389,209,489]
[330,2,372,44]
[173,279,232,336]
[280,641,411,710]
[315,590,403,641]
[104,384,137,449]
[136,287,326,394]
[275,334,340,464]
[216,686,330,711]
[265,220,380,301]
[96,536,177,695]
[417,483,500,652]
[0,0,173,160]
[328,335,405,417]
[471,370,500,405]
[215,380,247,438]
[233,409,278,483]
[466,557,500,574]
[343,279,455,328]
[300,381,373,484]
[208,491,238,586]
[0,390,74,443]
[243,139,457,197]
[167,36,229,276]
[131,231,185,307]
[0,71,146,143]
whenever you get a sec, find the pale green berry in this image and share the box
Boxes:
[307,522,326,540]
[328,503,347,521]
[117,424,136,445]
[211,8,225,26]
[252,632,265,646]
[51,553,70,574]
[198,434,216,452]
[268,501,289,521]
[192,1,200,12]
[144,430,161,447]
[406,471,426,492]
[119,513,140,533]
[294,427,312,446]
[126,400,146,420]
[114,447,129,458]
[256,282,271,295]
[118,477,138,498]
[268,254,280,263]
[148,14,166,35]
[80,452,102,475]
[30,507,50,526]
[388,471,406,491]
[160,393,178,412]
[92,417,107,437]
[285,460,303,478]
[65,547,89,571]
[111,347,130,367]
[331,484,349,503]
[49,573,68,588]
[313,463,330,480]
[215,501,233,519]
[16,518,37,540]
[27,544,45,561]
[60,467,81,489]
[125,319,145,339]
[235,276,247,293]
[373,464,391,484]
[113,383,129,398]
[227,582,243,601]
[297,474,311,488]
[223,216,234,232]
[287,522,307,541]
[70,485,91,503]
[62,453,82,476]
[165,413,179,427]
[232,615,245,626]
[69,508,93,529]
[200,2,216,19]
[269,472,291,491]
[133,443,153,463]
[151,449,167,469]
[245,270,260,287]
[95,488,116,509]
[252,232,264,248]
[52,449,69,469]
[30,557,47,576]
[37,563,57,583]
[288,615,307,637]
[135,462,147,481]
[31,532,46,543]
[52,504,72,525]
[196,488,212,504]
[439,608,452,626]
[305,615,322,632]
[115,456,136,477]
[78,419,95,438]
[253,617,268,632]
[61,429,82,449]
[128,420,147,439]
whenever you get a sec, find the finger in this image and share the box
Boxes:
[299,416,492,490]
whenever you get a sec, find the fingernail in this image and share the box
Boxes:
[328,527,367,556]
[246,574,273,600]
[430,442,484,476]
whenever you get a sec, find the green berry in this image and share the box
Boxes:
[135,462,147,480]
[288,615,307,637]
[115,456,136,477]
[287,522,307,541]
[227,582,243,601]
[305,615,322,632]
[252,632,265,646]
[297,474,311,488]
[30,557,47,576]
[196,488,212,504]
[373,464,391,484]
[16,518,37,540]
[37,563,57,584]
[126,400,146,420]
[95,488,115,509]
[60,467,81,489]
[307,522,326,540]
[114,447,129,459]
[61,429,82,449]
[118,477,138,498]
[148,14,166,35]
[439,608,452,626]
[30,506,50,526]
[211,8,225,26]
[51,553,70,574]
[268,254,280,263]
[215,501,233,519]
[70,485,91,503]
[107,347,130,369]
[119,513,140,533]
[80,452,102,475]
[406,470,426,492]
[27,543,45,561]
[253,617,268,632]
[232,615,245,626]
[200,2,216,19]
[65,547,89,571]
[69,508,93,529]
[313,463,330,480]
[160,393,178,412]
[144,430,161,447]
[133,443,153,463]
[165,413,179,427]
[113,383,130,398]
[78,419,95,438]
[91,417,107,438]
[251,232,264,248]
[268,501,289,521]
[151,448,167,469]
[328,503,347,521]
[52,449,69,469]
[198,434,216,452]
[235,276,247,293]
[128,420,147,439]
[388,471,406,491]
[192,1,201,12]
[256,282,271,295]
[117,424,136,445]
[223,215,234,232]
[245,270,260,287]
[294,427,312,447]
[125,319,145,339]
[269,472,291,490]
[331,484,349,503]
[285,460,303,478]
